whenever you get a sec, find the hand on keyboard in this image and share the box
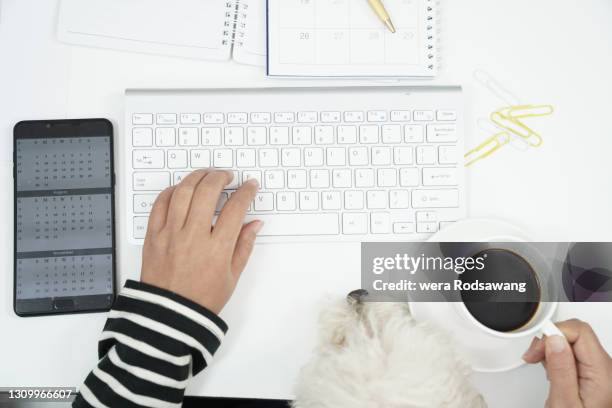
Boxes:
[140,170,262,313]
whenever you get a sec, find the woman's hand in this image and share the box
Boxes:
[140,170,261,314]
[523,319,612,408]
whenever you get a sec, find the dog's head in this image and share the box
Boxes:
[293,290,487,408]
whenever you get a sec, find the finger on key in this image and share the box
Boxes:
[214,178,259,245]
[146,186,175,234]
[186,170,234,231]
[165,170,209,230]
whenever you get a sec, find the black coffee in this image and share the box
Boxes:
[460,249,540,332]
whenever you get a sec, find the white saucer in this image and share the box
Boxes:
[410,218,535,373]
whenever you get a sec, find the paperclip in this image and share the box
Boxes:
[477,117,530,152]
[473,70,521,106]
[490,111,543,147]
[464,132,511,167]
[507,104,554,119]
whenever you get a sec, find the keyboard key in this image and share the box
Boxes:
[173,171,191,185]
[427,124,457,143]
[216,192,229,212]
[178,128,199,146]
[304,147,324,167]
[382,124,402,143]
[265,170,284,189]
[180,113,200,124]
[201,128,222,145]
[167,150,188,169]
[439,145,458,164]
[349,147,369,166]
[236,149,256,168]
[133,113,153,125]
[393,147,413,165]
[391,111,411,122]
[405,125,424,143]
[247,127,267,145]
[372,147,391,166]
[321,111,341,123]
[416,146,436,165]
[310,169,330,188]
[274,112,295,123]
[282,148,301,167]
[292,126,312,144]
[437,110,457,121]
[298,111,317,123]
[155,128,176,146]
[213,149,233,167]
[327,148,346,166]
[417,222,438,233]
[389,190,410,209]
[133,150,164,169]
[423,167,458,186]
[250,112,271,124]
[332,169,351,188]
[359,125,379,144]
[355,168,375,187]
[249,213,339,236]
[133,172,170,191]
[400,168,420,186]
[132,128,153,147]
[371,212,391,234]
[270,127,289,145]
[417,211,437,222]
[133,194,157,213]
[337,126,357,144]
[414,110,435,121]
[344,191,364,210]
[287,169,307,188]
[228,112,248,124]
[227,171,240,189]
[322,191,341,210]
[315,126,334,144]
[299,191,319,210]
[367,190,387,209]
[277,191,297,211]
[367,111,387,122]
[259,149,279,167]
[377,168,397,187]
[190,150,211,168]
[412,189,459,208]
[343,213,368,234]
[344,111,364,122]
[254,193,274,211]
[243,170,262,186]
[203,113,224,124]
[393,222,415,234]
[225,127,245,145]
[156,113,177,125]
[134,217,149,239]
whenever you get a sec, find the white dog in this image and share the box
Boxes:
[293,290,486,408]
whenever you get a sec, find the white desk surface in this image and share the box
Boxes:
[1,0,612,406]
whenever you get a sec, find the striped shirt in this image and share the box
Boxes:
[73,280,228,408]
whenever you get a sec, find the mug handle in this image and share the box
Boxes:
[539,320,565,338]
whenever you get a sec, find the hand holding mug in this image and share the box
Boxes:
[523,319,612,408]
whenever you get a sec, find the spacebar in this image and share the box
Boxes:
[245,213,340,236]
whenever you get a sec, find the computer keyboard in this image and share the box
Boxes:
[125,87,465,244]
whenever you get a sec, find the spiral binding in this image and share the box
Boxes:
[221,0,240,46]
[425,0,438,72]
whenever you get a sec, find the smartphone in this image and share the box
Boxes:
[13,119,116,316]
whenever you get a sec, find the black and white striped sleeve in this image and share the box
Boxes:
[72,280,228,408]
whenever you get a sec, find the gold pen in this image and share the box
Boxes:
[367,0,396,33]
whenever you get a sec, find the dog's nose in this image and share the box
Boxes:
[347,289,369,304]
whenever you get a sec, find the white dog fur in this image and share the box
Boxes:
[293,294,486,408]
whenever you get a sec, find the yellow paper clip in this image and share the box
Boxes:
[490,108,548,147]
[464,132,511,167]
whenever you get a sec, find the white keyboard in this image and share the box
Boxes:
[125,87,465,244]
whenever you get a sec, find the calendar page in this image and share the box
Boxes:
[15,136,114,301]
[267,0,437,77]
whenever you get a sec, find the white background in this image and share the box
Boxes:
[1,0,611,406]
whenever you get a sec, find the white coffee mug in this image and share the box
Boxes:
[454,242,565,340]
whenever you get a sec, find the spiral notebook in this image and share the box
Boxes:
[57,0,266,66]
[266,0,438,77]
